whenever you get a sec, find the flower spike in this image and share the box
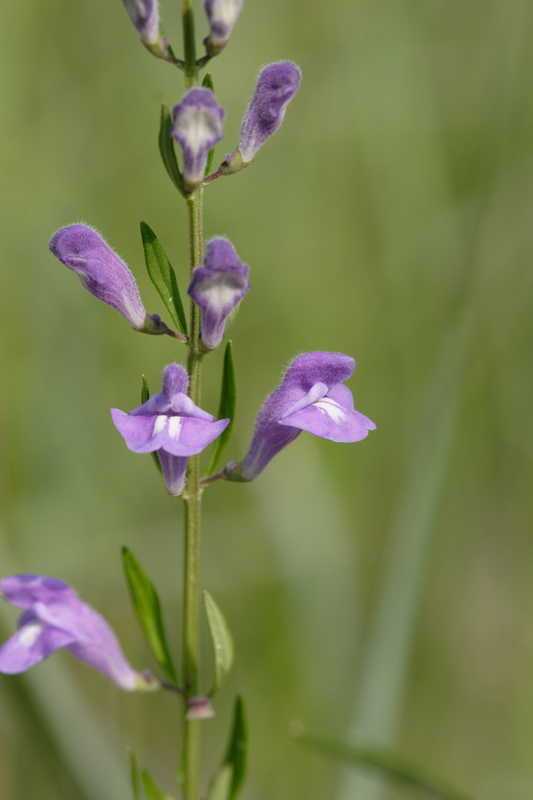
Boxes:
[172,89,225,190]
[0,575,157,691]
[203,0,244,55]
[225,352,376,481]
[188,237,250,350]
[111,363,230,496]
[49,224,176,336]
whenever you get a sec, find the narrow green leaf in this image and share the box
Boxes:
[296,733,472,800]
[129,752,141,800]
[208,341,236,475]
[204,590,234,693]
[224,696,247,799]
[122,547,177,683]
[202,73,216,176]
[207,765,233,800]
[140,222,188,336]
[140,376,161,474]
[158,105,185,194]
[141,769,174,800]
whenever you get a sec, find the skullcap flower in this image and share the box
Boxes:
[49,224,175,336]
[111,363,230,496]
[0,574,157,691]
[188,237,250,350]
[203,0,244,55]
[172,89,225,189]
[225,352,375,481]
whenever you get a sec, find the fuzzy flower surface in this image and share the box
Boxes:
[112,364,229,495]
[0,575,155,691]
[203,0,244,54]
[172,89,224,188]
[225,352,376,481]
[49,224,174,335]
[188,237,250,350]
[236,61,301,166]
[122,0,162,47]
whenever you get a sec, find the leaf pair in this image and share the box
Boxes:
[140,221,188,338]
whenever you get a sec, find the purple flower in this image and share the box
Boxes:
[49,224,176,336]
[111,363,229,495]
[225,352,376,481]
[188,237,250,350]
[172,89,224,189]
[203,0,244,55]
[221,61,301,175]
[0,575,156,691]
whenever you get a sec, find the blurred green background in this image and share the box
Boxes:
[1,0,533,797]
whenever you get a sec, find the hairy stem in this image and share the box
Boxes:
[181,186,204,800]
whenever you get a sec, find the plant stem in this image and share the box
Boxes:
[181,187,204,799]
[181,0,198,87]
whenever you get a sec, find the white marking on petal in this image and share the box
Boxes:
[19,624,42,648]
[314,398,347,424]
[168,416,183,440]
[202,283,238,310]
[177,107,220,155]
[212,0,241,28]
[153,415,168,435]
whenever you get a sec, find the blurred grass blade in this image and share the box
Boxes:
[122,547,177,683]
[140,221,188,336]
[141,376,162,474]
[129,752,141,800]
[158,105,185,194]
[339,316,472,800]
[208,341,236,475]
[224,696,247,799]
[141,769,174,800]
[204,589,234,693]
[207,765,233,800]
[202,73,217,176]
[297,733,472,800]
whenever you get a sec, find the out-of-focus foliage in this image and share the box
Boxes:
[1,0,533,798]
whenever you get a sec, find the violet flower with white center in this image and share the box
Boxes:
[220,61,301,176]
[188,237,250,350]
[0,575,157,691]
[203,0,244,55]
[172,89,224,189]
[111,363,229,496]
[49,224,177,336]
[121,0,169,57]
[225,352,376,481]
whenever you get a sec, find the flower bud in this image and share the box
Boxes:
[121,0,169,58]
[203,0,244,55]
[172,89,225,189]
[188,237,250,350]
[49,224,175,336]
[237,61,301,166]
[186,696,215,720]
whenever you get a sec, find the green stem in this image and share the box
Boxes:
[181,0,198,87]
[181,188,204,800]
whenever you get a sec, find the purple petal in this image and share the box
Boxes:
[188,237,250,349]
[157,416,229,457]
[203,0,244,53]
[239,61,302,164]
[158,452,188,496]
[111,410,161,453]
[34,598,142,691]
[49,225,147,329]
[172,89,224,187]
[280,397,376,442]
[163,363,189,399]
[0,616,74,674]
[0,575,75,610]
[122,0,160,45]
